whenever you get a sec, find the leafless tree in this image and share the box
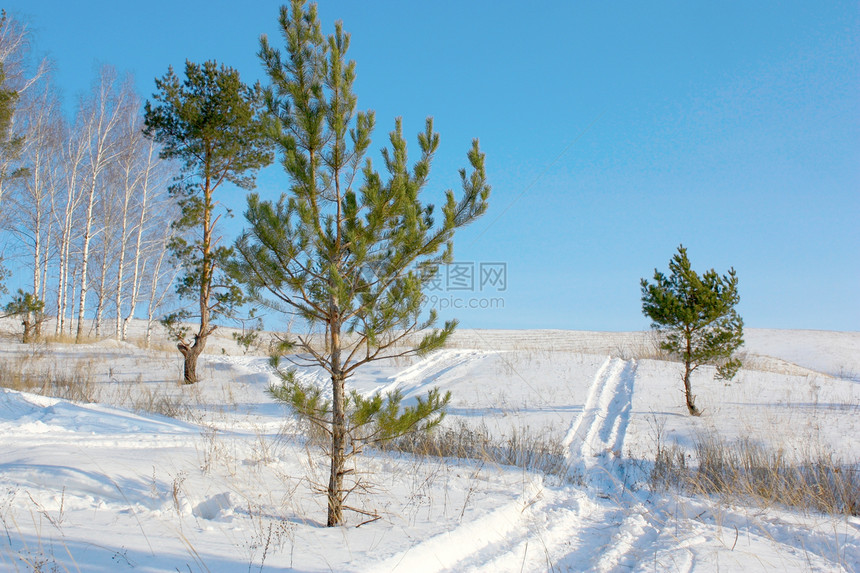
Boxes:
[53,104,88,335]
[8,73,64,323]
[72,66,133,342]
[0,11,48,215]
[107,94,176,341]
[0,16,184,342]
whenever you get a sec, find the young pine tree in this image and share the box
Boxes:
[3,289,45,343]
[233,1,491,526]
[641,245,744,416]
[144,61,273,383]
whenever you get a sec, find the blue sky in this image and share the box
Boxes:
[5,1,858,332]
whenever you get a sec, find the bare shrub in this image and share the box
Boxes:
[650,439,688,492]
[612,332,671,361]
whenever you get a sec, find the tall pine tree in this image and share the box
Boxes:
[144,60,273,383]
[234,1,491,526]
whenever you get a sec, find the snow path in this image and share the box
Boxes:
[564,357,637,481]
[551,357,656,572]
[367,478,546,573]
[369,357,647,572]
[374,349,489,398]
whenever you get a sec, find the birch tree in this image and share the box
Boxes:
[143,223,180,347]
[53,118,87,335]
[8,73,64,337]
[118,129,172,341]
[73,67,132,341]
[91,157,122,337]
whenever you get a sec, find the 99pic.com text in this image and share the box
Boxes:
[425,295,505,310]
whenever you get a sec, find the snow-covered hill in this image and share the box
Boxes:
[0,328,857,571]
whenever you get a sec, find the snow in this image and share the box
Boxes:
[0,326,858,571]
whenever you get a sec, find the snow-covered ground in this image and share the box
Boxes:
[0,325,857,572]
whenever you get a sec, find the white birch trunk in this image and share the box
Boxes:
[121,139,159,341]
[55,134,86,336]
[74,67,128,342]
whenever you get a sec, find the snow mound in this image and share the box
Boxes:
[193,492,234,520]
[92,338,139,350]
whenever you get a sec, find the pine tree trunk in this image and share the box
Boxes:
[327,317,346,527]
[176,165,218,384]
[22,319,33,344]
[178,336,206,384]
[328,375,346,526]
[179,288,210,384]
[683,365,700,416]
[180,197,214,384]
[683,332,700,416]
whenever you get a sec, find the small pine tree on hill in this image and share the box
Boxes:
[641,245,744,416]
[4,289,45,343]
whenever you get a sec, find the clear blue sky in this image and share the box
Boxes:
[5,1,859,332]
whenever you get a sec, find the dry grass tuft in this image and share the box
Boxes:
[0,352,194,419]
[378,420,577,483]
[41,332,103,345]
[650,430,859,516]
[0,354,101,403]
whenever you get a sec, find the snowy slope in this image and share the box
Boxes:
[0,329,857,572]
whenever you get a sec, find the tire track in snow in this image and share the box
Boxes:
[368,479,546,573]
[369,357,647,573]
[554,357,664,573]
[455,359,647,572]
[563,357,637,481]
[374,349,489,398]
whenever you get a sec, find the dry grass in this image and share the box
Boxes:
[0,351,193,420]
[378,420,577,483]
[41,332,103,346]
[117,380,191,418]
[127,336,177,353]
[0,352,101,404]
[650,429,859,517]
